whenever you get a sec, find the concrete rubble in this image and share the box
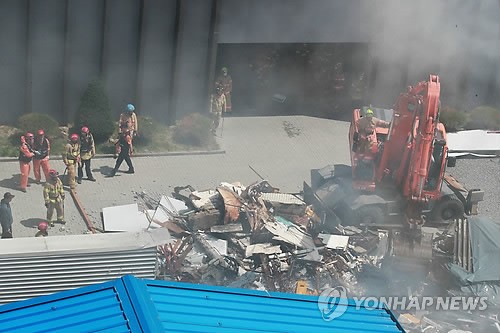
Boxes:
[103,180,500,332]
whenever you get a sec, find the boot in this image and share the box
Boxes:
[88,176,96,182]
[49,221,54,227]
[125,168,135,174]
[77,177,82,184]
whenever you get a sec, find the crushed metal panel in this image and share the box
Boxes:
[260,193,305,206]
[217,186,242,223]
[190,190,219,210]
[157,195,190,216]
[245,243,282,257]
[264,218,316,249]
[102,203,152,232]
[318,234,350,250]
[210,223,243,233]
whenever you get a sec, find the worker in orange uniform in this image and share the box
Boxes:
[43,169,65,227]
[77,126,96,184]
[210,85,227,135]
[62,133,80,190]
[33,129,51,184]
[18,132,35,192]
[215,67,232,113]
[108,127,134,177]
[119,103,138,138]
[357,108,390,153]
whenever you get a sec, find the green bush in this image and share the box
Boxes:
[133,116,158,147]
[75,79,114,144]
[466,106,500,130]
[173,113,212,146]
[439,106,467,132]
[17,113,60,138]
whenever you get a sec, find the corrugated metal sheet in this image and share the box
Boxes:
[142,279,404,333]
[0,280,142,333]
[0,229,171,305]
[0,276,404,332]
[261,192,305,205]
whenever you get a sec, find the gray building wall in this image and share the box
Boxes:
[0,0,499,126]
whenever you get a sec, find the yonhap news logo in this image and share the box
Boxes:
[318,287,488,321]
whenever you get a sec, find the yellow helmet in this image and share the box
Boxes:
[365,108,374,116]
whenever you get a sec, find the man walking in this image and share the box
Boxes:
[119,103,138,138]
[33,129,51,184]
[215,67,232,113]
[109,128,134,177]
[19,133,35,192]
[78,126,96,184]
[210,85,227,135]
[0,192,15,239]
[63,133,80,190]
[43,169,65,227]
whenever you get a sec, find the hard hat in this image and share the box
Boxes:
[221,67,228,73]
[365,109,374,116]
[26,132,34,138]
[126,103,135,112]
[37,129,45,136]
[38,221,49,231]
[70,133,79,141]
[49,169,59,178]
[81,126,89,134]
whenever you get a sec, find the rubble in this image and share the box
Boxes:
[103,180,500,332]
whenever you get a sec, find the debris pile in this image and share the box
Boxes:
[135,180,390,295]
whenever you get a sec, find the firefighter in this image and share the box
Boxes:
[62,133,80,190]
[357,108,390,153]
[43,169,65,227]
[33,129,51,184]
[35,221,49,237]
[109,127,134,177]
[77,126,96,184]
[18,132,35,192]
[210,85,227,135]
[215,67,232,113]
[118,103,138,138]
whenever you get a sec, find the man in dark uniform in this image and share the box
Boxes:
[109,127,134,177]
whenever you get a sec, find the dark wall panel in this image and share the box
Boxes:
[102,0,141,117]
[137,0,176,122]
[65,0,104,122]
[218,0,365,43]
[173,0,213,119]
[29,0,66,121]
[0,0,28,124]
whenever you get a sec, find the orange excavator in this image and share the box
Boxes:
[307,75,483,228]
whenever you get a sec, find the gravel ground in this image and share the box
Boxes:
[448,157,500,222]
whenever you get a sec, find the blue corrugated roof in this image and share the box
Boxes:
[0,275,404,333]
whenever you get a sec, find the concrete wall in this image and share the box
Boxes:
[0,0,499,126]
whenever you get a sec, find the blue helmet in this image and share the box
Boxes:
[126,103,135,112]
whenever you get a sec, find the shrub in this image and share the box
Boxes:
[17,113,60,138]
[74,79,114,143]
[172,113,212,146]
[133,116,158,147]
[439,106,467,132]
[466,106,500,130]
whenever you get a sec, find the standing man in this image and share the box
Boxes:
[356,108,390,153]
[62,133,80,190]
[19,133,35,193]
[210,85,227,135]
[33,129,51,184]
[215,67,232,113]
[78,126,96,184]
[109,127,134,177]
[119,103,138,138]
[0,192,15,239]
[43,169,65,227]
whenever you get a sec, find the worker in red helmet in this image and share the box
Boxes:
[43,169,65,227]
[62,133,80,190]
[18,133,35,192]
[33,129,51,184]
[35,221,49,237]
[77,126,96,183]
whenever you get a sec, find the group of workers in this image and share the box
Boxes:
[7,103,138,237]
[210,67,232,135]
